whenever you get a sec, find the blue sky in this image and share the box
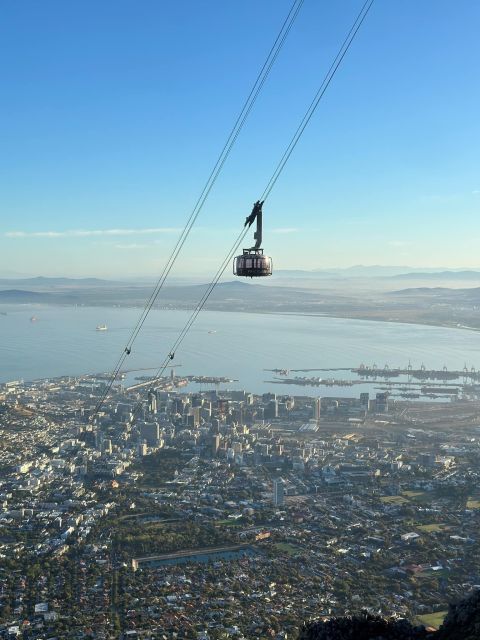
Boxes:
[1,0,479,277]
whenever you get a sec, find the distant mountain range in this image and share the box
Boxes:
[3,269,480,286]
[0,280,325,310]
[274,267,480,279]
[0,276,116,287]
[387,270,480,281]
[0,289,78,303]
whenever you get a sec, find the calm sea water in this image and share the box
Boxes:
[1,304,480,397]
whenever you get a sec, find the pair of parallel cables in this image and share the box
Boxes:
[91,0,375,425]
[91,0,305,422]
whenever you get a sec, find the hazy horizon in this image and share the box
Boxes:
[5,264,480,282]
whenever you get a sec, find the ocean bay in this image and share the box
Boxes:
[1,304,480,397]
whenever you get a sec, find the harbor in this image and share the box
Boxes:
[265,363,480,380]
[264,363,480,400]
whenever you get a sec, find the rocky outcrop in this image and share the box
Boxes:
[437,589,480,640]
[299,590,480,640]
[299,612,431,640]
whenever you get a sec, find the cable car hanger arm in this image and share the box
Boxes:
[244,199,264,250]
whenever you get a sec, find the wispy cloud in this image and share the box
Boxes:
[114,243,151,250]
[272,227,299,234]
[473,190,480,195]
[5,227,181,238]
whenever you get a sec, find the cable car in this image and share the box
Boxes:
[234,248,272,277]
[233,200,273,278]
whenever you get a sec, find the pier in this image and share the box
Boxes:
[267,364,480,381]
[264,363,480,399]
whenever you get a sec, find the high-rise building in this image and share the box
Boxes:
[211,434,220,457]
[312,398,321,425]
[273,443,284,456]
[139,422,160,446]
[360,392,369,409]
[116,402,133,417]
[278,402,288,417]
[375,392,389,413]
[192,406,201,427]
[263,392,277,402]
[172,397,184,415]
[232,441,242,454]
[102,439,112,455]
[148,391,157,414]
[217,399,230,415]
[255,407,265,421]
[273,478,284,506]
[231,390,246,401]
[184,414,195,428]
[265,400,278,420]
[192,395,203,408]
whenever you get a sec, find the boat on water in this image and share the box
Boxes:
[96,324,108,331]
[30,316,38,323]
[208,330,217,334]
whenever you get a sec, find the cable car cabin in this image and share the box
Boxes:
[233,248,272,278]
[234,200,272,278]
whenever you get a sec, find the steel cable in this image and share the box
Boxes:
[90,0,304,422]
[125,0,375,425]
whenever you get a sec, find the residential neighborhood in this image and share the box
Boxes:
[0,373,479,638]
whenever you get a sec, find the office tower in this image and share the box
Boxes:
[265,400,278,419]
[273,478,285,506]
[360,392,369,409]
[139,422,160,446]
[211,434,220,457]
[148,391,157,414]
[375,392,388,413]
[102,439,112,455]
